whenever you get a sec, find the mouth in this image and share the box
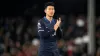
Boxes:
[50,13,53,15]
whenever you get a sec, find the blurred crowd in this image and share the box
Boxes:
[0,14,100,56]
[96,16,100,56]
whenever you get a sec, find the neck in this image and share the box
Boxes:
[46,15,53,22]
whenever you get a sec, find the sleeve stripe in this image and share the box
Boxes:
[38,27,41,28]
[38,30,44,32]
[52,32,56,36]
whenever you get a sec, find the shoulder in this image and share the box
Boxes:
[53,19,56,20]
[37,18,45,25]
[38,18,44,23]
[53,19,57,22]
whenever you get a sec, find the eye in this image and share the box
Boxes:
[48,8,52,10]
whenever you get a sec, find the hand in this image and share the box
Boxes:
[56,17,61,26]
[54,18,61,31]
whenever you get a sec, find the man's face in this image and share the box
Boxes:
[45,6,55,17]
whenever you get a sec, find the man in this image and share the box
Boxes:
[37,2,62,56]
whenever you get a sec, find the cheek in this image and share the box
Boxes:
[46,10,51,14]
[47,10,50,12]
[45,10,55,14]
[53,10,55,13]
[45,10,49,14]
[51,10,55,13]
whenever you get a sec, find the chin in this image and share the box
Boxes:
[50,16,53,17]
[49,15,54,17]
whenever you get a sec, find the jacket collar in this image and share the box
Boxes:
[43,16,54,24]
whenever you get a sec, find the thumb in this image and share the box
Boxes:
[59,17,61,21]
[57,19,59,22]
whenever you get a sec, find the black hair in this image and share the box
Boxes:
[44,2,55,9]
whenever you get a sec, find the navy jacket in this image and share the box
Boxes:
[37,17,62,51]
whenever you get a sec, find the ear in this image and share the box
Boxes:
[44,9,46,13]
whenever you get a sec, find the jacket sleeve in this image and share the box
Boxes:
[54,19,63,39]
[37,20,56,38]
[56,27,63,39]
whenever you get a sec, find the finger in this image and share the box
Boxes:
[59,17,61,21]
[57,19,59,22]
[58,18,61,23]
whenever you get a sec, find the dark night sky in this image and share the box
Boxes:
[0,0,100,17]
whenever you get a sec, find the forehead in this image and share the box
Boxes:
[46,6,54,9]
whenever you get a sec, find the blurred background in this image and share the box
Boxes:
[0,0,99,56]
